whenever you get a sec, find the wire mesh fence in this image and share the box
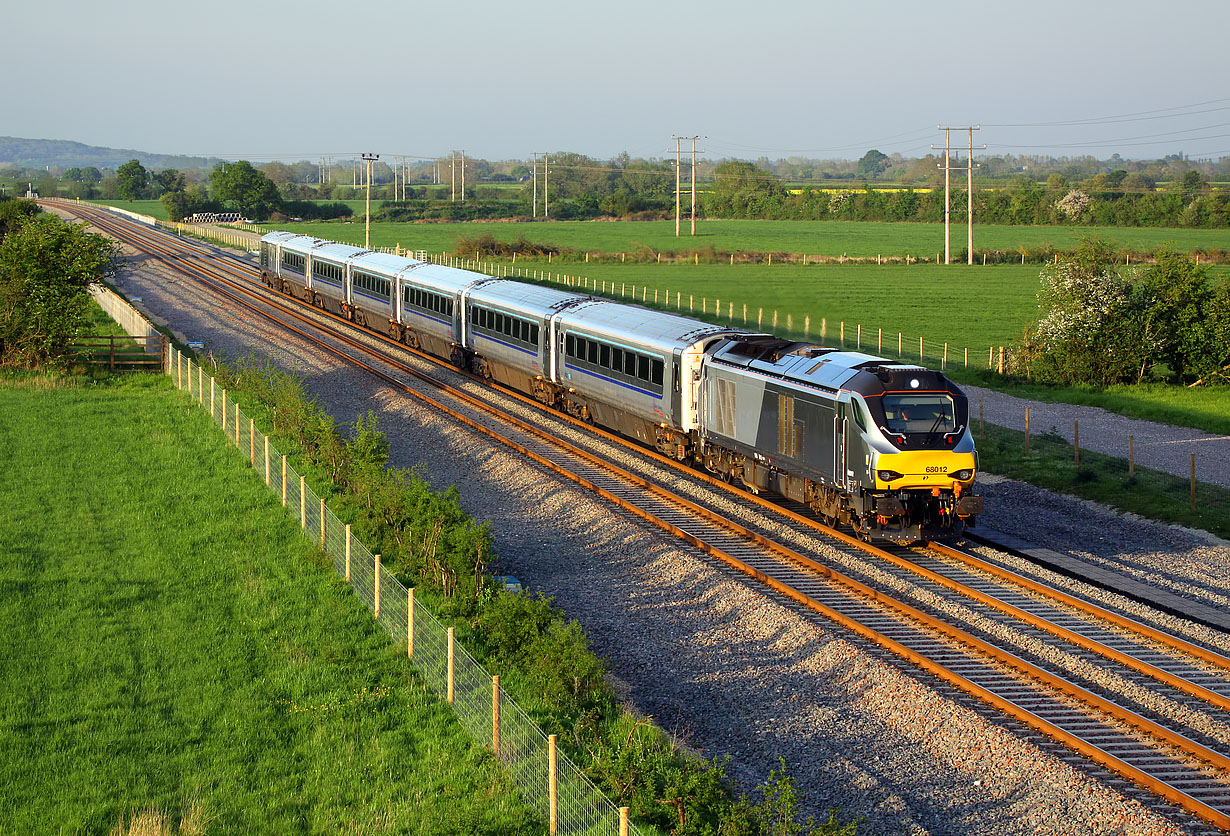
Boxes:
[168,348,639,836]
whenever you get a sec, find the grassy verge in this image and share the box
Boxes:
[976,422,1230,540]
[0,375,540,835]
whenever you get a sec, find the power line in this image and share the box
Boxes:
[982,97,1230,128]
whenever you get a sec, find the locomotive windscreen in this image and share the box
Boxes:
[881,394,956,434]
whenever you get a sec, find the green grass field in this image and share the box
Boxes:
[512,261,1040,359]
[264,218,1230,259]
[86,199,169,220]
[0,377,539,835]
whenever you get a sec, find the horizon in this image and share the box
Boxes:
[6,0,1229,165]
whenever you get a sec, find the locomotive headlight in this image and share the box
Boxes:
[953,469,974,481]
[877,470,904,482]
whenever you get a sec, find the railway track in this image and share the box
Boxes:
[60,202,1230,832]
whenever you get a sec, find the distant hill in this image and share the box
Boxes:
[0,137,221,170]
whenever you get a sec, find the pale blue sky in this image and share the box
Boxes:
[7,0,1228,162]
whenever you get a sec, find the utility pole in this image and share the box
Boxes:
[933,126,982,265]
[531,153,539,218]
[544,152,549,219]
[966,127,983,265]
[674,136,681,237]
[459,150,467,202]
[450,151,456,202]
[361,152,379,249]
[688,136,703,236]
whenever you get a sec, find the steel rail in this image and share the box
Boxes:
[926,541,1230,670]
[69,205,1230,830]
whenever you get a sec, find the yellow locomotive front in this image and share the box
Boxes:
[852,374,984,541]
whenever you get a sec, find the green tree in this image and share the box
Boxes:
[116,159,149,200]
[1134,250,1228,382]
[150,168,185,197]
[210,161,282,220]
[856,149,889,178]
[0,212,118,368]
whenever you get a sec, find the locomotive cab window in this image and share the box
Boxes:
[882,394,956,434]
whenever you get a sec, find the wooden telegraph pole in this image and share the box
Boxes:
[361,152,379,249]
[933,126,982,265]
[674,136,681,237]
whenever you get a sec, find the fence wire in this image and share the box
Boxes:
[169,349,640,835]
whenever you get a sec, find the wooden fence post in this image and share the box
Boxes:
[446,627,455,703]
[345,524,352,582]
[374,553,382,619]
[319,497,326,550]
[198,366,203,403]
[221,389,227,431]
[407,587,414,657]
[281,455,287,506]
[492,675,501,755]
[210,377,215,418]
[234,403,240,446]
[264,436,270,485]
[249,418,255,466]
[1191,454,1196,510]
[299,475,306,528]
[620,807,630,836]
[548,734,558,835]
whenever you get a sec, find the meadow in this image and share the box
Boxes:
[506,261,1041,359]
[267,217,1230,259]
[0,376,540,835]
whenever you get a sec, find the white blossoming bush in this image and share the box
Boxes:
[1054,189,1092,221]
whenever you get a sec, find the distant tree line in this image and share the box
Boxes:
[12,149,1229,227]
[701,164,1229,228]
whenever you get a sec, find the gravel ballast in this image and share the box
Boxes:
[69,214,1230,836]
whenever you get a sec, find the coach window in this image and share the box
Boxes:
[637,355,649,381]
[624,352,636,377]
[587,341,599,365]
[611,347,624,374]
[599,344,610,368]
